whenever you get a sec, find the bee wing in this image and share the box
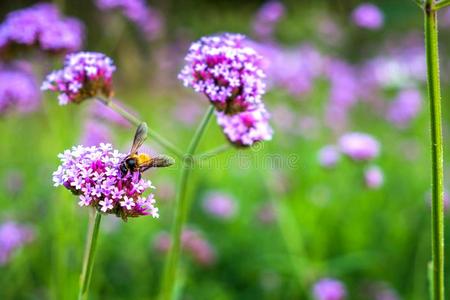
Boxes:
[139,155,175,172]
[130,122,148,154]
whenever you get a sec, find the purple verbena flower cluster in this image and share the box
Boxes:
[216,106,273,147]
[179,33,266,113]
[52,143,158,220]
[0,63,40,115]
[0,221,34,265]
[179,33,273,147]
[364,165,384,189]
[0,3,84,55]
[313,278,347,300]
[96,0,162,40]
[41,52,116,105]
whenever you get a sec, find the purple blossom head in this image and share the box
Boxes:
[318,145,340,168]
[364,165,384,189]
[313,278,347,300]
[0,3,84,55]
[52,143,159,220]
[80,120,112,146]
[0,64,40,115]
[202,191,237,219]
[216,104,273,147]
[352,3,384,30]
[339,132,380,161]
[179,33,266,114]
[0,221,34,265]
[41,52,116,105]
[96,0,163,40]
[386,89,422,128]
[252,1,285,39]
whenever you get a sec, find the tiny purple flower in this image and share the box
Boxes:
[318,145,340,168]
[364,165,384,189]
[179,33,266,114]
[202,192,237,219]
[313,278,347,300]
[41,52,116,105]
[339,132,380,161]
[352,3,384,30]
[53,143,158,220]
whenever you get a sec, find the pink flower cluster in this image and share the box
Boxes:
[52,143,159,220]
[0,3,84,55]
[41,52,116,105]
[313,278,347,300]
[154,228,215,266]
[338,132,380,161]
[179,33,273,147]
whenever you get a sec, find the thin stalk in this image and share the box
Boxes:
[78,210,102,300]
[435,0,450,10]
[96,97,184,159]
[424,2,445,299]
[159,105,215,300]
[196,144,231,160]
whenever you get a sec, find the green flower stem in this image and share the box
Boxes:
[435,0,450,10]
[196,144,231,160]
[424,1,445,299]
[78,210,102,300]
[159,105,215,300]
[96,97,184,160]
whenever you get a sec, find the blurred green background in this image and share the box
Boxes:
[1,0,449,299]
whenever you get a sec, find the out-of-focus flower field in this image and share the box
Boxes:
[0,0,448,299]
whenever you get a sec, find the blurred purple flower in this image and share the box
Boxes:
[271,104,295,132]
[154,228,216,266]
[80,120,112,146]
[252,1,285,40]
[52,143,158,220]
[386,89,422,128]
[202,192,237,219]
[88,100,132,128]
[171,99,203,126]
[216,104,273,147]
[0,221,34,265]
[252,42,324,96]
[313,278,347,300]
[97,0,163,40]
[41,52,116,105]
[0,3,84,55]
[179,33,266,114]
[352,3,384,30]
[364,165,384,189]
[318,145,340,168]
[0,63,40,115]
[339,132,380,161]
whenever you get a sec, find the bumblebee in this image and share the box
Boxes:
[120,123,174,175]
